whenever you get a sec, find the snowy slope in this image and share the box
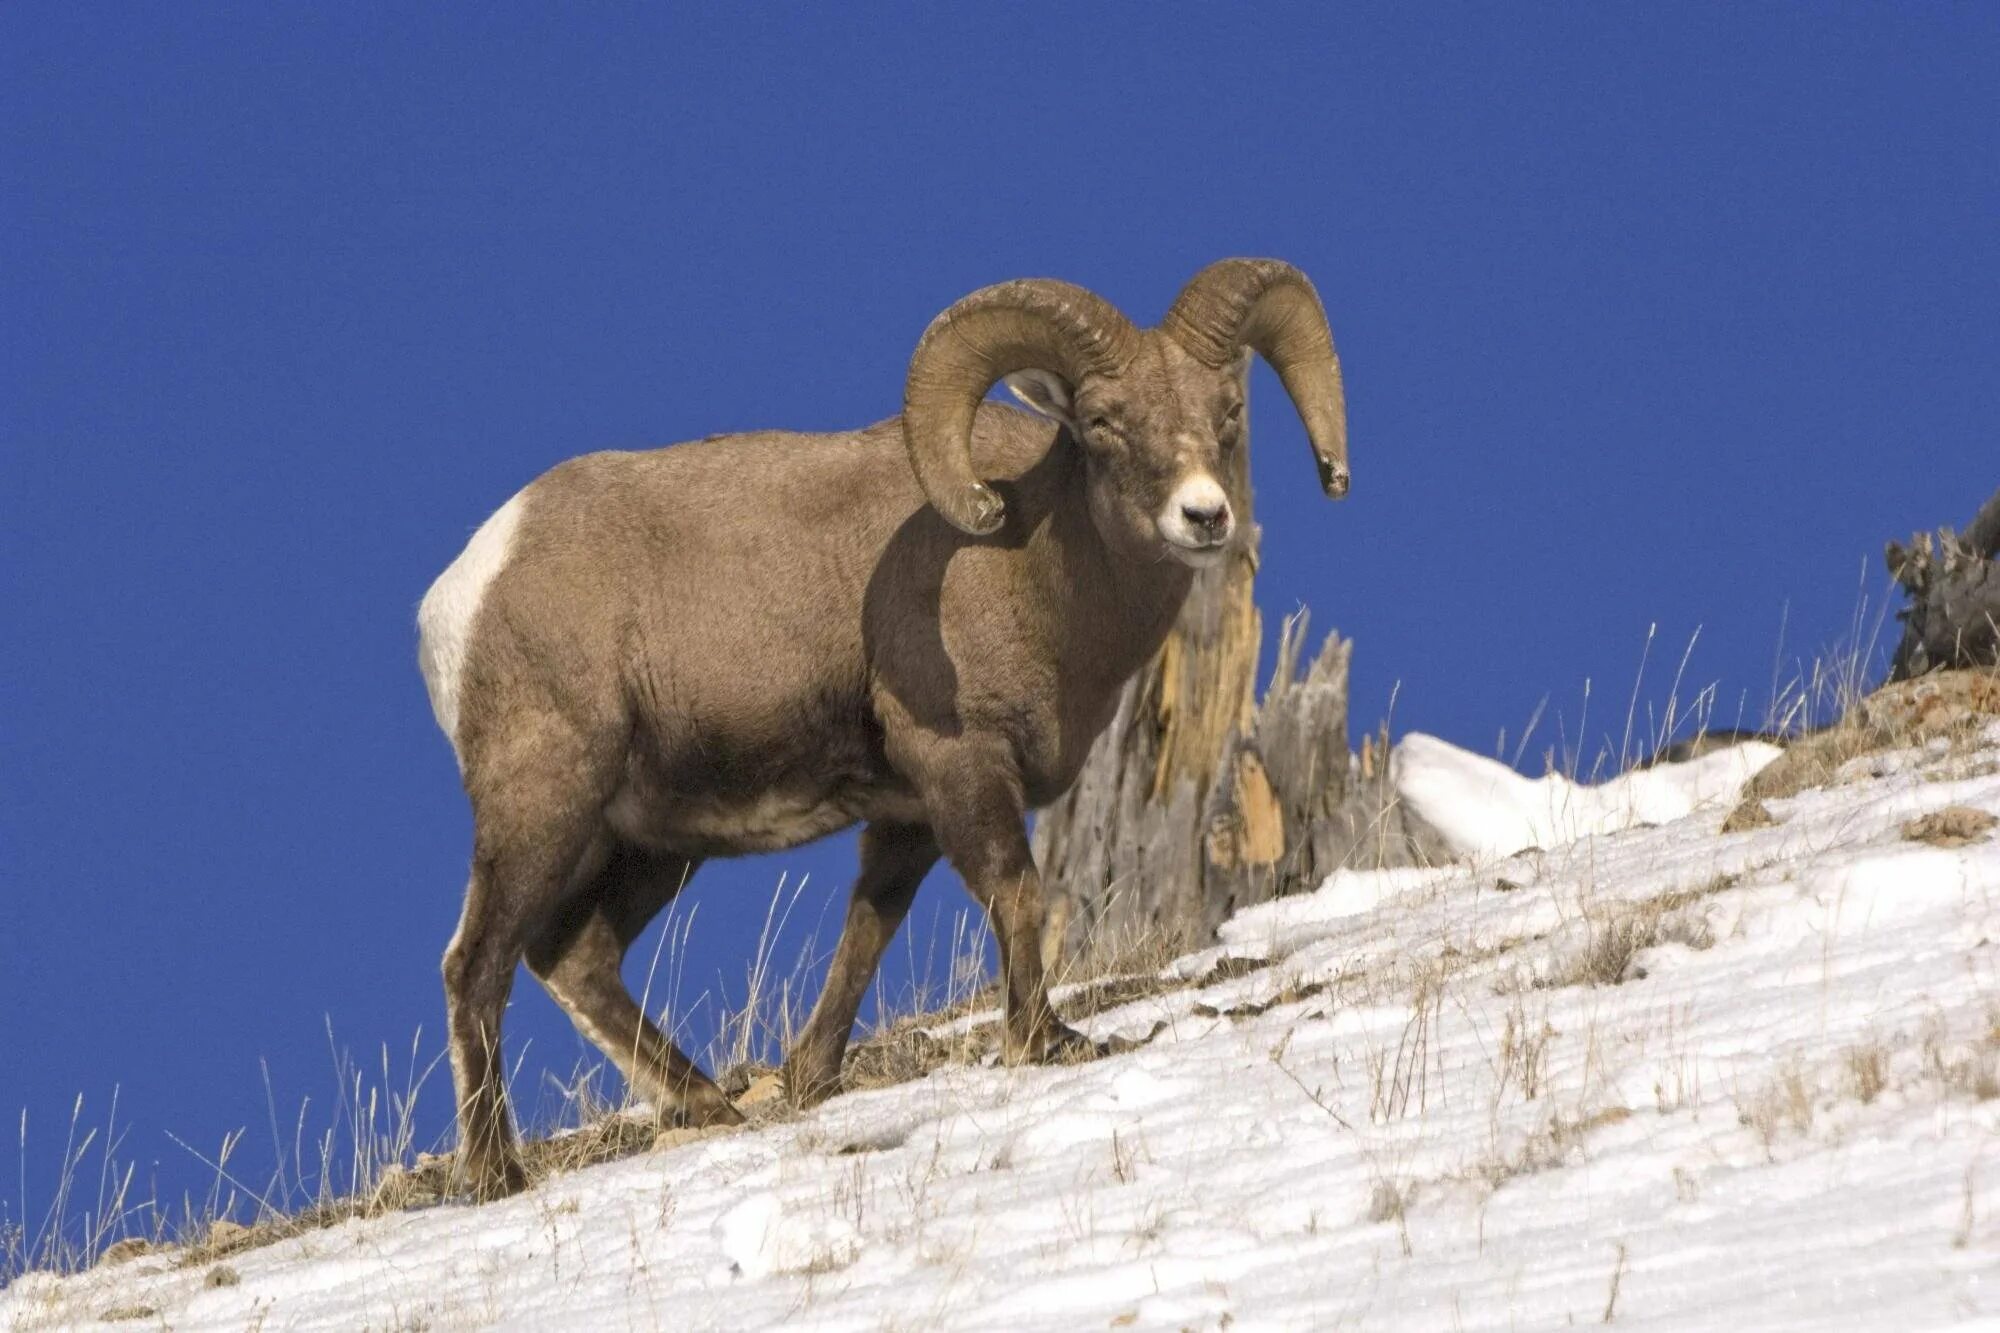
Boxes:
[9,729,2000,1331]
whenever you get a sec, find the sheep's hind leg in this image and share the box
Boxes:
[782,821,940,1106]
[524,844,743,1130]
[445,732,612,1201]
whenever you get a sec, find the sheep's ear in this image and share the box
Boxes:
[1003,370,1075,426]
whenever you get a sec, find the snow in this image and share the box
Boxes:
[8,730,2000,1331]
[1394,730,1785,859]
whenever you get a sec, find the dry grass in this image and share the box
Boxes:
[1473,1105,1632,1191]
[1921,1011,2000,1103]
[1731,1013,2000,1165]
[6,890,1235,1288]
[1723,667,2000,827]
[1731,723,1900,809]
[1844,1041,1889,1105]
[4,1023,460,1283]
[1539,875,1732,991]
[1512,602,1890,786]
[1050,917,1200,995]
[1496,1000,1554,1104]
[1737,1062,1818,1156]
[1544,911,1659,990]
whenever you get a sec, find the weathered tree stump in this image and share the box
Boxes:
[1196,612,1451,939]
[1887,487,2000,680]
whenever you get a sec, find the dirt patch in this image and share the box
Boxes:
[1902,806,1998,848]
[93,1239,156,1269]
[1192,977,1327,1020]
[1722,799,1780,833]
[842,1025,984,1093]
[1062,972,1184,1021]
[1194,954,1270,986]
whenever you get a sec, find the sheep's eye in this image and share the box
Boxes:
[1218,402,1244,444]
[1086,415,1118,439]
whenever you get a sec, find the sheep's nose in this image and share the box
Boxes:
[1181,500,1231,541]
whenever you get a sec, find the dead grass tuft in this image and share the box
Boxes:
[1475,1106,1631,1190]
[525,1112,662,1178]
[1058,920,1201,988]
[1845,1041,1889,1105]
[1543,899,1713,991]
[1738,1062,1817,1154]
[1536,871,1746,993]
[1551,913,1658,989]
[1922,1014,2000,1102]
[1497,1002,1555,1103]
[1365,1180,1407,1224]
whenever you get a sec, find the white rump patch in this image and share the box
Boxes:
[417,490,527,757]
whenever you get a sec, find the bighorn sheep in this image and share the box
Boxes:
[417,259,1348,1198]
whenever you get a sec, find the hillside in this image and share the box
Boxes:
[8,711,1999,1330]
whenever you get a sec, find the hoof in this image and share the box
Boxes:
[780,1060,844,1109]
[460,1150,530,1203]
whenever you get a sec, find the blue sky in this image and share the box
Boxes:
[4,5,1995,1233]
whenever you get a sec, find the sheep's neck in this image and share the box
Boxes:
[1047,492,1196,691]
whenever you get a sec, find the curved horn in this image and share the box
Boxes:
[1162,258,1349,499]
[904,279,1138,535]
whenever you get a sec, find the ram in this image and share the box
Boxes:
[417,259,1348,1197]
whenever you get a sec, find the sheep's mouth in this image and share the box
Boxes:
[1163,536,1230,568]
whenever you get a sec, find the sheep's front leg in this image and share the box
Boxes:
[782,821,940,1106]
[920,757,1090,1064]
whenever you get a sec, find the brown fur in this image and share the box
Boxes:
[430,294,1339,1199]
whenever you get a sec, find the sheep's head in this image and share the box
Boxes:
[902,259,1348,567]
